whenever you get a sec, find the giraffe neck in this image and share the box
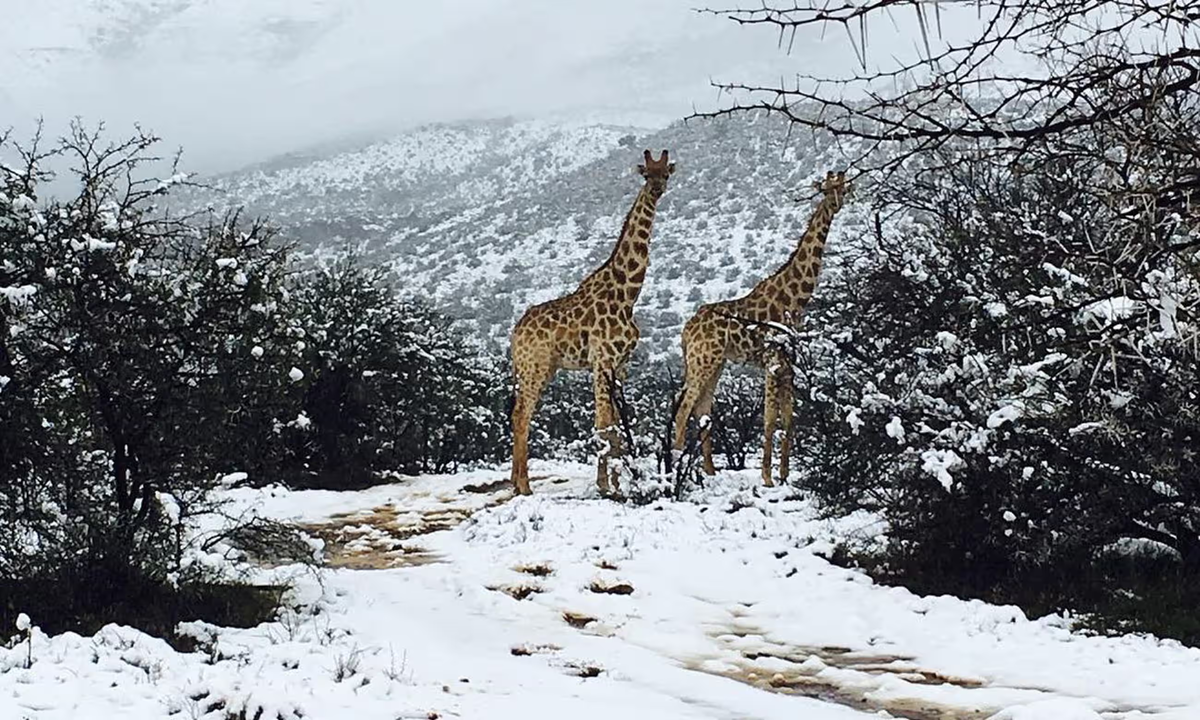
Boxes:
[753,197,841,315]
[582,182,659,306]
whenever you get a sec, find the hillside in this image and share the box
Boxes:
[186,114,872,357]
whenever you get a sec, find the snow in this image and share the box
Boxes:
[218,471,248,487]
[5,462,1200,720]
[991,698,1104,719]
[288,366,304,382]
[844,407,864,435]
[885,416,905,443]
[15,614,30,632]
[68,236,116,252]
[1,285,37,304]
[935,330,958,349]
[987,402,1025,429]
[1068,421,1106,436]
[1078,296,1138,325]
[920,449,963,490]
[984,301,1009,318]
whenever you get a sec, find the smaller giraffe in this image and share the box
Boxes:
[509,150,676,496]
[672,170,850,486]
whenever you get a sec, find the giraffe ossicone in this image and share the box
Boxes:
[508,149,676,496]
[672,170,851,487]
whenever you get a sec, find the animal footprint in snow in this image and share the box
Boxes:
[588,579,634,595]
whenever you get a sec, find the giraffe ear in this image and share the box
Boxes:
[636,164,647,176]
[667,162,676,174]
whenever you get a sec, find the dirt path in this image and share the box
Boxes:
[284,472,1174,720]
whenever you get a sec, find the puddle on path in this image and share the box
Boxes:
[293,473,576,570]
[296,478,525,570]
[685,624,1024,720]
[683,623,1176,720]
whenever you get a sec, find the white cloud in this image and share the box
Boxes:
[1,0,991,174]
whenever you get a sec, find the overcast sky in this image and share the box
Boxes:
[1,0,986,174]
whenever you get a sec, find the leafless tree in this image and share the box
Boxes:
[694,1,1200,188]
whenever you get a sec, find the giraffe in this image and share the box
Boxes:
[509,149,676,496]
[671,170,849,487]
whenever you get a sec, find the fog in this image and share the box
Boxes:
[1,0,988,175]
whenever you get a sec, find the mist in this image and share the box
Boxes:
[2,0,990,175]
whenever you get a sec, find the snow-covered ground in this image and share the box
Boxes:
[4,462,1200,720]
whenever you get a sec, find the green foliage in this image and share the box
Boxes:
[283,258,508,486]
[0,124,300,629]
[791,91,1200,640]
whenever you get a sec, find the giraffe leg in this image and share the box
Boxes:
[510,358,553,496]
[608,364,629,497]
[761,369,779,488]
[593,366,621,496]
[694,369,722,475]
[777,365,795,484]
[672,350,723,465]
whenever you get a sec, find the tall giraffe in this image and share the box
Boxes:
[509,149,676,496]
[672,170,849,487]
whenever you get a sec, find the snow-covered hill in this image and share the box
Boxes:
[186,114,872,356]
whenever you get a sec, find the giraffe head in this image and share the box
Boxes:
[637,149,675,200]
[812,170,851,210]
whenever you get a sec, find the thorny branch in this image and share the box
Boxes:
[693,0,1200,177]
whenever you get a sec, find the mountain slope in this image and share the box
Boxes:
[188,114,872,357]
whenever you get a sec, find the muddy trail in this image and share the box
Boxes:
[282,473,1174,720]
[295,474,567,570]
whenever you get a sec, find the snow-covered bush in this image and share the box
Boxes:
[282,257,507,485]
[0,124,301,632]
[708,370,763,471]
[793,91,1200,600]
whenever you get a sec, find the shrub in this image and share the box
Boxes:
[0,124,299,632]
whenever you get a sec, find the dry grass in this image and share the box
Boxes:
[561,611,597,629]
[588,580,634,595]
[513,562,554,577]
[510,643,561,657]
[488,583,544,601]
